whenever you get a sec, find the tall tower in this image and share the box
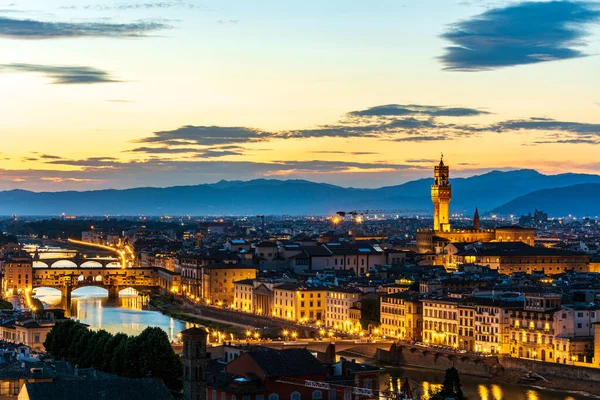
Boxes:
[431,155,452,232]
[473,207,481,230]
[182,327,209,400]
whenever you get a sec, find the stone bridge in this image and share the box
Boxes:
[33,256,121,269]
[32,266,159,305]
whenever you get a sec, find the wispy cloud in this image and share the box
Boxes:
[405,158,438,163]
[0,16,170,39]
[60,1,205,11]
[494,118,600,135]
[312,151,377,155]
[130,104,600,151]
[347,104,490,117]
[0,63,122,84]
[440,1,600,71]
[135,126,273,146]
[126,146,244,158]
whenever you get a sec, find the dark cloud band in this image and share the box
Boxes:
[0,16,170,39]
[440,1,600,71]
[0,63,121,84]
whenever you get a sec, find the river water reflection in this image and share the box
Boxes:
[344,358,599,400]
[34,287,187,341]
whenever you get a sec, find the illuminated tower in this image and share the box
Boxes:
[431,155,452,232]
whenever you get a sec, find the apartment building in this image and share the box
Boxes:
[422,297,460,347]
[326,287,361,333]
[273,284,326,323]
[508,293,561,362]
[380,291,422,340]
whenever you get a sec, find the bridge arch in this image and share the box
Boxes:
[72,286,109,297]
[33,261,49,268]
[51,260,78,269]
[106,262,121,268]
[80,261,103,268]
[119,287,139,295]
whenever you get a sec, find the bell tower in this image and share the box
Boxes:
[182,327,209,400]
[431,155,451,232]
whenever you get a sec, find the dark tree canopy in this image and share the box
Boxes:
[434,367,467,400]
[44,321,183,390]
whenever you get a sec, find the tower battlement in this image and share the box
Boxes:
[431,156,452,232]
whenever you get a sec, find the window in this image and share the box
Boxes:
[256,396,265,400]
[291,392,301,400]
[268,395,279,400]
[312,391,323,400]
[212,390,217,400]
[222,394,227,400]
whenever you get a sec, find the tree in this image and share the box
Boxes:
[111,336,131,376]
[103,333,128,372]
[435,367,466,400]
[138,327,183,390]
[44,323,182,390]
[90,330,112,370]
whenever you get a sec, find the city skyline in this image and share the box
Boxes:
[1,0,600,191]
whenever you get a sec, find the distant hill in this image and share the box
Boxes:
[491,183,600,217]
[1,170,600,216]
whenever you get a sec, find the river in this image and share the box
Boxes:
[384,365,598,400]
[33,287,187,341]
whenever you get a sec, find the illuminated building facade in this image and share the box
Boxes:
[233,279,254,313]
[201,263,257,306]
[0,248,32,296]
[325,287,361,333]
[453,241,589,275]
[273,284,326,323]
[508,293,561,362]
[380,292,422,340]
[422,297,460,347]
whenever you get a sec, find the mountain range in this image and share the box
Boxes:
[1,169,600,216]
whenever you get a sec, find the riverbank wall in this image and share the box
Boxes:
[499,356,600,381]
[375,343,502,378]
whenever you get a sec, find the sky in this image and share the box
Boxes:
[0,0,599,191]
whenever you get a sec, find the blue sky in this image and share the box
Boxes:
[0,0,599,190]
